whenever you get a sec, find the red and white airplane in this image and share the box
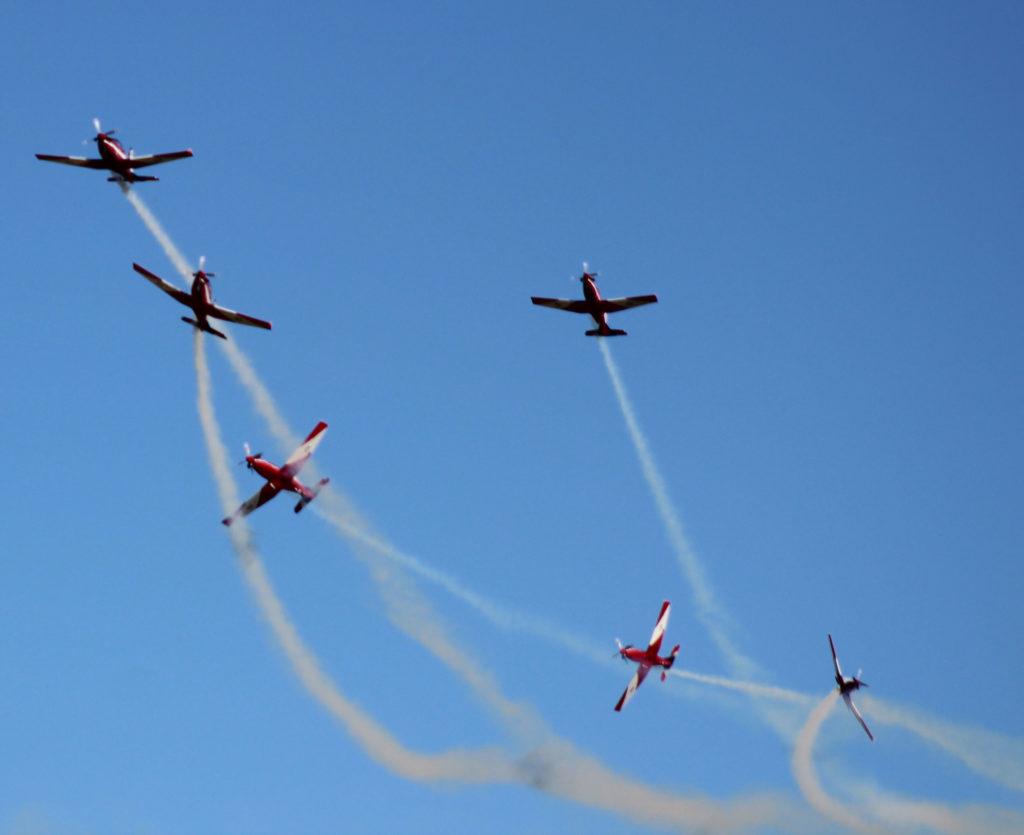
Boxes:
[133,258,271,340]
[614,600,680,711]
[36,119,193,183]
[531,264,658,336]
[223,421,330,526]
[829,633,874,741]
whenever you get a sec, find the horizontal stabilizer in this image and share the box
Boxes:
[181,316,226,340]
[294,477,330,514]
[585,328,627,337]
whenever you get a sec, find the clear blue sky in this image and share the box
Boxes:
[3,2,1023,833]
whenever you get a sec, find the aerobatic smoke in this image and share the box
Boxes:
[597,340,760,683]
[791,691,874,832]
[193,330,519,783]
[670,669,812,706]
[790,690,1024,834]
[130,186,1024,832]
[196,325,809,833]
[861,696,1024,795]
[120,183,194,281]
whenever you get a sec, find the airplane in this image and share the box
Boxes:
[35,119,192,183]
[132,258,271,340]
[531,263,658,336]
[614,600,680,711]
[829,633,874,741]
[222,421,330,526]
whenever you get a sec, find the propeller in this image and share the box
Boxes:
[195,255,216,278]
[236,443,262,468]
[855,669,868,687]
[613,639,633,659]
[581,261,599,279]
[91,117,116,139]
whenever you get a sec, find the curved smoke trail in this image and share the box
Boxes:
[790,690,1024,835]
[193,329,517,783]
[127,187,1024,832]
[196,319,811,833]
[790,691,874,832]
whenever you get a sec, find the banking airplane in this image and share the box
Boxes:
[36,119,192,183]
[133,259,271,340]
[829,634,874,741]
[223,422,330,526]
[531,264,658,336]
[614,600,680,711]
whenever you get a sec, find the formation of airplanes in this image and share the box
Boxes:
[38,120,877,736]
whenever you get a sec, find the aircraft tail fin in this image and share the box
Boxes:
[294,477,330,514]
[660,646,680,681]
[585,328,627,337]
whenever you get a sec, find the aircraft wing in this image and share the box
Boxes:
[828,634,843,680]
[222,482,281,526]
[614,664,651,712]
[281,421,329,477]
[842,692,874,741]
[600,294,658,312]
[646,600,671,656]
[123,149,194,169]
[132,263,193,308]
[207,303,272,330]
[531,297,591,314]
[35,154,108,169]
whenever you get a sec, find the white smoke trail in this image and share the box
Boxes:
[121,185,543,741]
[597,340,760,685]
[223,322,1024,805]
[193,330,517,783]
[671,669,812,706]
[131,187,1023,831]
[120,183,195,281]
[790,692,1024,835]
[861,696,1024,794]
[791,691,875,833]
[196,333,810,833]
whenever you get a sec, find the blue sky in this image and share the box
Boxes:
[3,2,1023,833]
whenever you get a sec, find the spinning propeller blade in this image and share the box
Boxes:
[196,255,216,277]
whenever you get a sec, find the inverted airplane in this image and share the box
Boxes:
[223,422,330,526]
[614,600,680,711]
[133,258,271,340]
[36,119,192,183]
[531,264,657,336]
[829,633,874,741]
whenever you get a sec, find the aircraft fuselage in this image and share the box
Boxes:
[619,645,675,669]
[96,134,157,182]
[248,458,314,499]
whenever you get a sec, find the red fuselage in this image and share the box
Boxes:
[247,457,316,500]
[619,645,675,671]
[187,273,217,326]
[95,133,156,182]
[580,273,611,332]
